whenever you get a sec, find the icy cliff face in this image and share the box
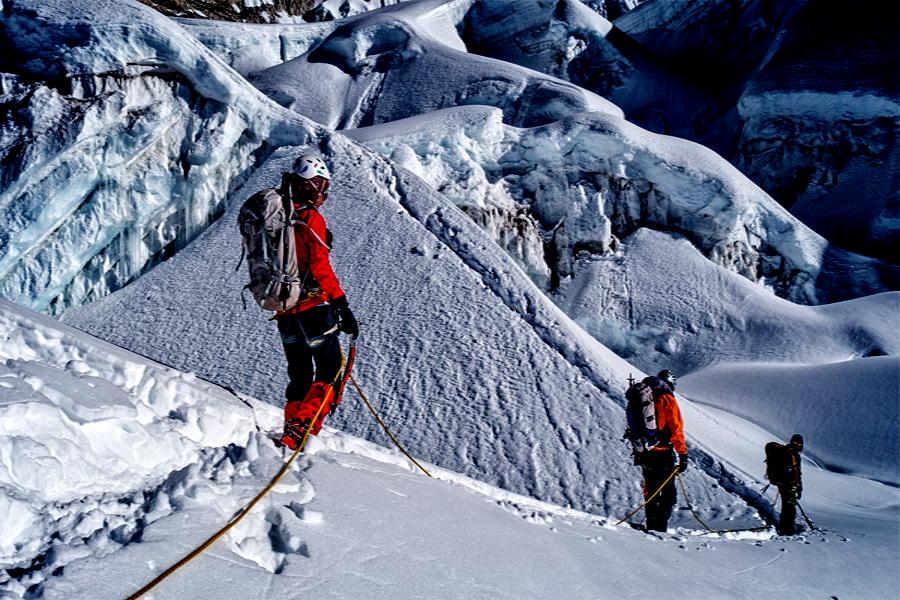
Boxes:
[735,0,900,261]
[349,106,889,305]
[0,0,316,315]
[464,0,898,263]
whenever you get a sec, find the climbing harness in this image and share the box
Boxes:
[616,466,678,526]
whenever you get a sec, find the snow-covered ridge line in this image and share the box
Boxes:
[739,91,900,120]
[176,0,475,76]
[0,0,322,314]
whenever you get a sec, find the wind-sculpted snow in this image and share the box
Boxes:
[7,286,899,600]
[0,0,319,315]
[0,298,269,595]
[559,228,900,374]
[250,3,622,131]
[175,18,337,76]
[681,357,900,486]
[348,105,893,305]
[65,140,656,515]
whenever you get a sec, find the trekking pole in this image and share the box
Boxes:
[616,467,678,526]
[796,501,819,532]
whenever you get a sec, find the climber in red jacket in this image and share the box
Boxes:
[640,369,687,532]
[275,155,358,449]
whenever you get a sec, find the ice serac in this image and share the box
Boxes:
[736,0,900,261]
[348,106,892,305]
[467,0,898,265]
[0,0,318,315]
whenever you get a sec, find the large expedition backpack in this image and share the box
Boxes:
[765,442,795,487]
[238,187,305,311]
[624,376,661,453]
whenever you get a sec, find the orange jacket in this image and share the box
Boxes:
[653,392,687,455]
[277,208,344,316]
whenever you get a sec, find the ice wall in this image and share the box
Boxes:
[0,0,318,315]
[350,106,891,305]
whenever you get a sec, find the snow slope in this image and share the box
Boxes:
[681,357,900,486]
[65,138,680,515]
[2,2,898,598]
[557,228,900,374]
[4,299,898,600]
[249,0,622,131]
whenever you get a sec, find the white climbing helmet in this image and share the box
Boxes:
[297,155,330,180]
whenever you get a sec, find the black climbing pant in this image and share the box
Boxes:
[641,450,678,532]
[277,304,341,402]
[777,487,798,535]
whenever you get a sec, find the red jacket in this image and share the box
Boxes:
[653,392,687,455]
[278,208,344,315]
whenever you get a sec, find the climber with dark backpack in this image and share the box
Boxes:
[624,370,688,532]
[765,434,804,535]
[238,154,359,450]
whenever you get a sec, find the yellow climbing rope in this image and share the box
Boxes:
[125,356,346,600]
[675,474,771,534]
[350,374,432,478]
[616,467,678,526]
[125,404,324,599]
[126,349,434,599]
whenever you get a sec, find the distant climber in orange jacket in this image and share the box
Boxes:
[640,369,687,532]
[274,155,359,450]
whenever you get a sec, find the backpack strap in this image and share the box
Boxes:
[294,207,332,251]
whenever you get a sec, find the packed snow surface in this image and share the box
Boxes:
[3,300,899,599]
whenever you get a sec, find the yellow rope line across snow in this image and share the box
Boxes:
[615,467,678,526]
[124,356,345,600]
[349,374,433,478]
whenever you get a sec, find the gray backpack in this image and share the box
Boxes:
[237,188,305,311]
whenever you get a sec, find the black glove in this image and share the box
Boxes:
[677,453,688,473]
[331,295,359,339]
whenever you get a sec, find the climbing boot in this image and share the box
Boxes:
[281,418,312,450]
